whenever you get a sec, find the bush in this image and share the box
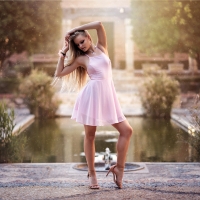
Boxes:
[139,73,180,118]
[0,102,27,163]
[19,69,60,118]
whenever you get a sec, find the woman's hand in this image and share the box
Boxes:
[65,29,76,41]
[61,39,69,53]
[65,27,77,40]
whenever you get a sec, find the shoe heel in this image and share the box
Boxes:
[106,169,111,177]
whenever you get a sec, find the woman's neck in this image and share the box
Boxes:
[86,46,96,55]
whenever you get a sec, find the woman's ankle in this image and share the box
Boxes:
[88,169,96,176]
[116,163,124,171]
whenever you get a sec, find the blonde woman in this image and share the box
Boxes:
[55,21,133,189]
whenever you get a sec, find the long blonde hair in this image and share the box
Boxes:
[60,30,92,92]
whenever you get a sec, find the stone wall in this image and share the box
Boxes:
[61,0,131,8]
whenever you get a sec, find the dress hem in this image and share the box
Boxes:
[71,116,126,126]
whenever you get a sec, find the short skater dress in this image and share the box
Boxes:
[71,48,126,126]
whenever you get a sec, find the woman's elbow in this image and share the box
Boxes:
[96,21,102,28]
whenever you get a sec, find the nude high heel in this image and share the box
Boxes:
[87,170,100,189]
[106,164,124,189]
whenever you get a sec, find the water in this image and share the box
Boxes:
[22,117,197,163]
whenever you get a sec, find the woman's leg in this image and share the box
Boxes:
[112,120,133,184]
[84,125,98,187]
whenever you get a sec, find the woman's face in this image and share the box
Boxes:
[73,34,91,52]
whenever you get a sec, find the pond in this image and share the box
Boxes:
[22,117,198,163]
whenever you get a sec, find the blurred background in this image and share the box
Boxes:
[0,0,200,163]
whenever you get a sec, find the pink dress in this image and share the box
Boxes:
[71,49,126,126]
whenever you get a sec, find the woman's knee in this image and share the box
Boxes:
[126,125,133,138]
[120,124,133,139]
[113,121,133,138]
[84,125,96,141]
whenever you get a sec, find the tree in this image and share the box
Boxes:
[0,1,62,69]
[131,0,200,69]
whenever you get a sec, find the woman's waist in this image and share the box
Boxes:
[88,73,112,80]
[89,77,112,81]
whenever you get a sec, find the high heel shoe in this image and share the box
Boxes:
[106,165,124,189]
[87,171,100,189]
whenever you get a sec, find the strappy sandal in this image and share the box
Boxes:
[87,171,100,189]
[106,164,124,189]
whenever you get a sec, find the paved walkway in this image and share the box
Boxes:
[0,163,200,199]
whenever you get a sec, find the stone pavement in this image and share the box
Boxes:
[0,163,200,200]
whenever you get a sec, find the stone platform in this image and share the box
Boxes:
[0,163,200,200]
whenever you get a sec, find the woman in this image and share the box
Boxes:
[55,21,133,189]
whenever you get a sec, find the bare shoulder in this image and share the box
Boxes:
[97,44,109,56]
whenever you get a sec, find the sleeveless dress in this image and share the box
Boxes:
[71,49,126,126]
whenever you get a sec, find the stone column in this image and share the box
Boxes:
[125,18,134,71]
[60,19,72,47]
[188,56,198,75]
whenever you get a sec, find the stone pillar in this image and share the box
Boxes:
[65,19,72,32]
[125,18,134,70]
[60,19,72,47]
[188,56,198,74]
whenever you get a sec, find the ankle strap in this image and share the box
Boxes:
[116,164,124,169]
[88,170,96,176]
[88,170,96,173]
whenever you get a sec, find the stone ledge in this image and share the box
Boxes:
[13,115,35,135]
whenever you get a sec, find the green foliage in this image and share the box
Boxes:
[131,0,200,67]
[139,73,180,118]
[0,1,62,67]
[0,102,27,163]
[19,69,60,118]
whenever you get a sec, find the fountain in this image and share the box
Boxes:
[73,147,144,172]
[103,147,112,170]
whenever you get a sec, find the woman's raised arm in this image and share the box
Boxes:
[65,21,107,51]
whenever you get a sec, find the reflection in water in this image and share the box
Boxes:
[23,120,64,162]
[132,118,185,162]
[23,117,197,163]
